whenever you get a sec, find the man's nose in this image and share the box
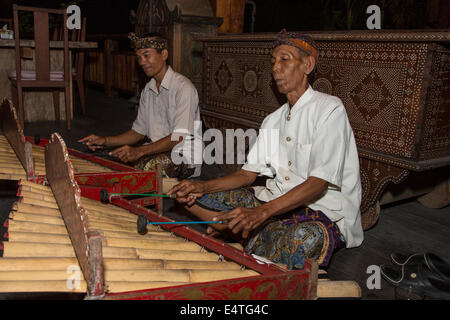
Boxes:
[272,61,279,73]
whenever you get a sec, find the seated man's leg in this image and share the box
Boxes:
[184,188,262,233]
[245,207,343,270]
[134,151,194,180]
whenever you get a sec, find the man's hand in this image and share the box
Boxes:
[110,145,144,163]
[78,134,106,151]
[212,205,273,238]
[168,180,206,206]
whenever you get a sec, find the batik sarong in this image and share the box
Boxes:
[133,151,194,180]
[196,188,343,269]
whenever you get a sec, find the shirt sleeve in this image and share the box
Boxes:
[131,91,148,136]
[241,119,276,177]
[170,81,199,138]
[308,105,351,188]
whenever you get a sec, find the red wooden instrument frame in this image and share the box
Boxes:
[23,136,317,300]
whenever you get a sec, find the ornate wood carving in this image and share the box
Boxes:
[199,30,450,229]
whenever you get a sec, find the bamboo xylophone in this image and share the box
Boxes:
[0,134,113,180]
[0,180,259,293]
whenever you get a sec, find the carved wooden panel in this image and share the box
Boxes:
[199,31,450,229]
[201,31,450,168]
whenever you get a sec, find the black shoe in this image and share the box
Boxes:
[389,252,450,283]
[381,258,450,299]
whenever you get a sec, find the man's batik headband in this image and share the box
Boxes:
[128,32,168,51]
[273,29,319,63]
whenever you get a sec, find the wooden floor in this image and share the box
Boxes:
[1,88,449,300]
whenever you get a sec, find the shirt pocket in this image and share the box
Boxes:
[294,143,312,179]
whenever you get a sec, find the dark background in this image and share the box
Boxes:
[0,0,441,35]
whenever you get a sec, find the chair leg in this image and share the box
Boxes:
[52,91,60,121]
[77,78,86,115]
[64,86,71,130]
[11,85,24,129]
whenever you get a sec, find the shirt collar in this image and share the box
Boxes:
[148,66,174,93]
[288,85,314,114]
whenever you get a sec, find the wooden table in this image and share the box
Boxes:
[0,40,97,123]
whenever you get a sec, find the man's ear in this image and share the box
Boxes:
[161,49,169,61]
[304,55,316,75]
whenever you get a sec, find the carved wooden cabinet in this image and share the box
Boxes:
[198,30,450,229]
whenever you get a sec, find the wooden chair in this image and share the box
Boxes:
[0,18,13,29]
[53,17,87,115]
[8,5,71,129]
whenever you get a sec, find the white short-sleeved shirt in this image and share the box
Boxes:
[132,66,203,177]
[242,86,363,248]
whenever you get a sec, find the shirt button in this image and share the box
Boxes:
[266,163,271,167]
[288,161,292,166]
[286,137,291,142]
[287,116,291,121]
[285,176,290,181]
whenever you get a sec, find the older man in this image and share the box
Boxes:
[79,33,202,179]
[169,30,363,270]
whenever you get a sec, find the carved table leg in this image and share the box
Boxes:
[360,158,409,230]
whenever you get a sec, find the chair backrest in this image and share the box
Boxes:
[12,4,69,84]
[0,18,13,29]
[52,16,86,77]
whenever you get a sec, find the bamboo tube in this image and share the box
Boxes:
[0,162,45,170]
[0,280,86,293]
[3,241,140,259]
[104,269,191,282]
[104,238,202,252]
[0,167,26,174]
[136,248,220,262]
[12,202,60,216]
[100,229,171,239]
[163,260,241,270]
[9,228,186,246]
[0,270,86,281]
[317,281,361,298]
[18,180,51,192]
[20,197,59,209]
[103,269,259,283]
[0,257,241,273]
[9,220,69,235]
[188,269,259,283]
[8,231,72,244]
[10,211,65,226]
[3,242,76,257]
[106,281,186,293]
[18,190,56,203]
[0,257,79,271]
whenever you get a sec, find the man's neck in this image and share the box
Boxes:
[286,77,309,109]
[154,64,169,91]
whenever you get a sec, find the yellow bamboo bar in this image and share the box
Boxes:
[20,197,59,209]
[18,180,51,191]
[8,231,72,244]
[164,260,241,270]
[10,211,65,226]
[3,242,141,259]
[0,281,86,293]
[136,248,220,262]
[317,281,361,298]
[3,242,77,258]
[9,220,68,235]
[0,270,86,281]
[0,257,241,272]
[0,167,26,175]
[8,228,187,246]
[12,202,61,216]
[0,257,79,271]
[106,281,186,293]
[104,237,203,252]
